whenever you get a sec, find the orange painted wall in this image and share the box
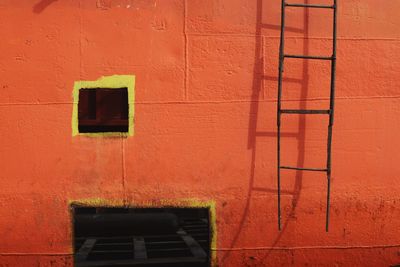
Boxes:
[1,0,400,266]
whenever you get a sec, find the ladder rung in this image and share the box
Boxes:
[280,109,330,114]
[280,166,328,172]
[284,54,333,60]
[285,3,335,9]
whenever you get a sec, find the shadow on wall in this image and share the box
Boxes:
[222,0,311,264]
[33,0,58,13]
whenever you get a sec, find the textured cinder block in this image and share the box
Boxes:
[0,0,400,266]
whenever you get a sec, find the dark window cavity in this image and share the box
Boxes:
[78,88,129,133]
[73,206,211,267]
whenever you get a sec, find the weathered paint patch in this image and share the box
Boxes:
[69,198,217,266]
[72,75,135,137]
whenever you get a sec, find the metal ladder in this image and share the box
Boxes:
[277,0,338,232]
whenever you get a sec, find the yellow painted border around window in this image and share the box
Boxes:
[72,75,135,137]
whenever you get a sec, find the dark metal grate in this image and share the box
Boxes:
[73,207,210,267]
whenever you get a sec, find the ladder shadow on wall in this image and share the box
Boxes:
[222,0,311,264]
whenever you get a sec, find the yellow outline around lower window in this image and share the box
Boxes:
[69,198,217,265]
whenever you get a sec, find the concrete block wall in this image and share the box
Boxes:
[0,0,399,266]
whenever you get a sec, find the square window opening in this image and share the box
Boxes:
[72,206,211,267]
[78,87,129,133]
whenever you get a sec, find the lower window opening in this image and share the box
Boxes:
[73,206,211,267]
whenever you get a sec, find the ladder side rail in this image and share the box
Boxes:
[326,0,338,232]
[277,0,286,231]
